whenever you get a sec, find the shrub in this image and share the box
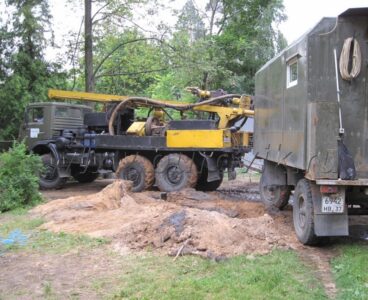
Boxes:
[0,142,42,212]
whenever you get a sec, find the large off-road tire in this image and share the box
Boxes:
[116,155,154,192]
[39,153,67,190]
[72,168,99,183]
[195,168,223,191]
[293,179,319,245]
[259,172,291,209]
[155,154,198,192]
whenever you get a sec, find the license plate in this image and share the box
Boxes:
[322,195,344,213]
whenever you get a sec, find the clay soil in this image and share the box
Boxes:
[31,179,299,258]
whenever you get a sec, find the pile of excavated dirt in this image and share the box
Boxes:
[31,180,298,258]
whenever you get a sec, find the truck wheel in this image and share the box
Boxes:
[260,172,291,209]
[39,153,67,190]
[72,169,99,183]
[196,168,223,191]
[116,155,154,192]
[293,179,319,245]
[155,154,198,192]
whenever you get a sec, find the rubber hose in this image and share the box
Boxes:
[108,94,243,135]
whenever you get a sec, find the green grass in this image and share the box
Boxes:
[28,231,108,253]
[332,244,368,300]
[0,212,108,254]
[109,250,326,300]
[0,213,44,235]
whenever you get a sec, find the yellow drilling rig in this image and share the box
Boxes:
[19,88,254,192]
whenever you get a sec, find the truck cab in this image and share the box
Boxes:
[19,102,92,152]
[17,102,100,190]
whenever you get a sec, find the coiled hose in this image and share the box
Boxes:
[339,37,361,81]
[108,94,243,135]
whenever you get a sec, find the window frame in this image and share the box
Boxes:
[286,56,299,88]
[27,107,44,124]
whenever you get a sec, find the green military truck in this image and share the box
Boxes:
[1,102,95,188]
[254,8,368,244]
[17,102,99,189]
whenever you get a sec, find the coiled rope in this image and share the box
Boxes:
[339,37,361,81]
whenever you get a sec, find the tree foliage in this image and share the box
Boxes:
[0,0,287,139]
[0,0,67,139]
[215,0,287,92]
[167,0,287,93]
[68,0,286,100]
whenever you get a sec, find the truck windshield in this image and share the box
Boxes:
[55,107,82,119]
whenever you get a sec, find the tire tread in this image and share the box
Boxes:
[116,155,154,192]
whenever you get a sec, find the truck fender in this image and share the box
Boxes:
[47,143,61,163]
[32,142,70,178]
[48,143,70,178]
[31,140,54,155]
[204,156,221,182]
[262,160,287,186]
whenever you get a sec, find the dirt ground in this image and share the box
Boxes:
[32,178,356,298]
[0,247,123,299]
[33,179,299,258]
[2,177,368,298]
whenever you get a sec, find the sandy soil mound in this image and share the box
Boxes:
[32,180,298,258]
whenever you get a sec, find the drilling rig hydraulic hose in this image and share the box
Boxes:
[108,94,243,135]
[339,37,361,81]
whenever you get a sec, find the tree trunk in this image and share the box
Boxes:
[84,0,94,92]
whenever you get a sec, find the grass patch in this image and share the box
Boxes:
[0,212,108,254]
[42,281,55,299]
[332,244,368,300]
[110,250,326,299]
[29,231,108,253]
[0,214,44,235]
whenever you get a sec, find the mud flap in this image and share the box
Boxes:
[58,169,71,178]
[205,157,220,182]
[338,140,356,180]
[311,183,348,236]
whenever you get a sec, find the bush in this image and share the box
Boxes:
[0,142,42,212]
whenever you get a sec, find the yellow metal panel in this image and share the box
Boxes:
[167,130,231,148]
[48,89,129,102]
[48,89,185,106]
[223,130,232,148]
[242,133,250,146]
[127,122,146,136]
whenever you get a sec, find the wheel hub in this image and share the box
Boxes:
[126,167,140,184]
[298,196,307,228]
[41,164,57,181]
[167,166,183,184]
